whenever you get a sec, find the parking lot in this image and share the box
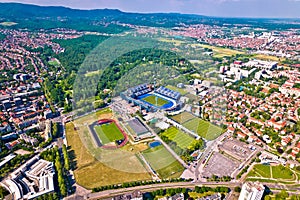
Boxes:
[218,138,253,161]
[202,152,239,178]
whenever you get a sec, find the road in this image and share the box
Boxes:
[65,180,300,200]
[65,181,239,200]
[194,133,228,181]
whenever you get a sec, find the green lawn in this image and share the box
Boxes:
[272,165,294,180]
[142,95,169,107]
[166,85,187,95]
[183,118,223,140]
[48,60,60,66]
[247,164,295,181]
[160,127,195,149]
[142,145,184,179]
[247,164,271,178]
[170,112,195,124]
[94,122,124,144]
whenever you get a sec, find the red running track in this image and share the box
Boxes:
[98,119,128,149]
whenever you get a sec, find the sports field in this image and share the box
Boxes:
[94,122,124,144]
[182,118,223,141]
[171,112,195,124]
[65,108,151,189]
[142,145,184,179]
[160,127,195,149]
[142,95,169,107]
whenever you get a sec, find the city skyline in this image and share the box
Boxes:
[1,0,300,18]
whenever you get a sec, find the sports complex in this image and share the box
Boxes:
[120,83,182,112]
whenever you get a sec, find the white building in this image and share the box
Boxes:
[238,182,265,200]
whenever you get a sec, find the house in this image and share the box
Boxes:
[0,122,12,134]
[5,139,20,150]
[237,131,247,139]
[114,190,143,200]
[227,126,235,134]
[169,193,184,200]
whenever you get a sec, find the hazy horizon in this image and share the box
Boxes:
[0,0,300,18]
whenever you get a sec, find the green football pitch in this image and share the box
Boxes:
[160,127,195,149]
[142,145,184,179]
[142,95,169,107]
[182,118,223,141]
[94,122,124,144]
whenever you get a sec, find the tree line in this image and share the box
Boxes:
[92,178,193,193]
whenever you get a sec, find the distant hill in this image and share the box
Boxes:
[0,3,124,19]
[0,3,299,31]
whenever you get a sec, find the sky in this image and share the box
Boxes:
[1,0,300,18]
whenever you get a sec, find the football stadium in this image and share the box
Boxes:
[121,83,182,112]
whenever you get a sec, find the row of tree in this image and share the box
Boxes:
[92,178,193,192]
[40,147,70,197]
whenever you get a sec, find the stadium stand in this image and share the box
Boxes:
[155,86,181,100]
[129,83,152,98]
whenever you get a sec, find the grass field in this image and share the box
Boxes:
[247,164,271,178]
[66,108,151,189]
[158,38,185,46]
[0,22,17,26]
[272,165,294,180]
[160,127,195,149]
[142,95,169,107]
[165,85,187,95]
[142,145,184,179]
[94,122,124,144]
[48,59,60,66]
[171,112,195,124]
[198,44,245,58]
[252,54,283,61]
[247,164,295,181]
[182,118,223,141]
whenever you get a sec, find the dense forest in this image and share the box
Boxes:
[41,35,108,110]
[0,33,5,40]
[97,48,194,95]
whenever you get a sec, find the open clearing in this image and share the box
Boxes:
[142,145,184,179]
[160,126,196,149]
[94,122,124,145]
[198,44,245,58]
[252,54,283,62]
[66,108,151,189]
[158,38,185,46]
[48,60,60,66]
[183,118,223,141]
[0,22,17,26]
